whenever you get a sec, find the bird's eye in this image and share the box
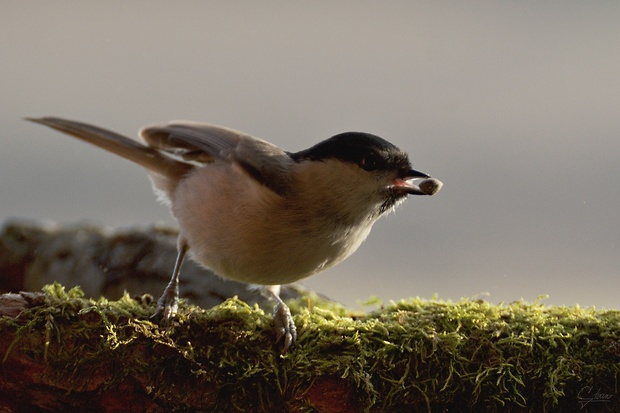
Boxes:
[359,155,380,171]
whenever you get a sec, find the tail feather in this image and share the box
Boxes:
[26,117,192,181]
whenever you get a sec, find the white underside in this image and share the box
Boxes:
[169,163,378,285]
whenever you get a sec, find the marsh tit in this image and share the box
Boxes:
[27,117,442,352]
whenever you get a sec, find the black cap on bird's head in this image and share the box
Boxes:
[292,132,431,191]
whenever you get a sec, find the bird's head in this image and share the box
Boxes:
[291,132,442,221]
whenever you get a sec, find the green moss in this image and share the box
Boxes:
[2,283,619,412]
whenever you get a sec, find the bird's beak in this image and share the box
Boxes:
[393,169,443,196]
[408,169,430,179]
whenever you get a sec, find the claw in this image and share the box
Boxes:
[273,301,297,353]
[261,285,297,352]
[151,285,179,324]
[151,241,187,324]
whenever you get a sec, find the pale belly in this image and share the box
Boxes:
[170,166,374,285]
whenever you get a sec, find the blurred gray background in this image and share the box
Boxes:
[2,2,619,309]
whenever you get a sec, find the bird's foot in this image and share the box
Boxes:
[151,282,179,324]
[273,301,297,353]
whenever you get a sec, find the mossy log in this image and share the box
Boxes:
[0,284,619,412]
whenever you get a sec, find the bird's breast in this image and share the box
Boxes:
[170,165,375,285]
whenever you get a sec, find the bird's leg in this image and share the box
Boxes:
[151,237,189,323]
[262,285,297,353]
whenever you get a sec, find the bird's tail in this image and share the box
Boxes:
[26,117,192,181]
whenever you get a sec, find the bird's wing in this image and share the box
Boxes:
[141,122,294,196]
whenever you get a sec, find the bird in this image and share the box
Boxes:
[26,117,442,352]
